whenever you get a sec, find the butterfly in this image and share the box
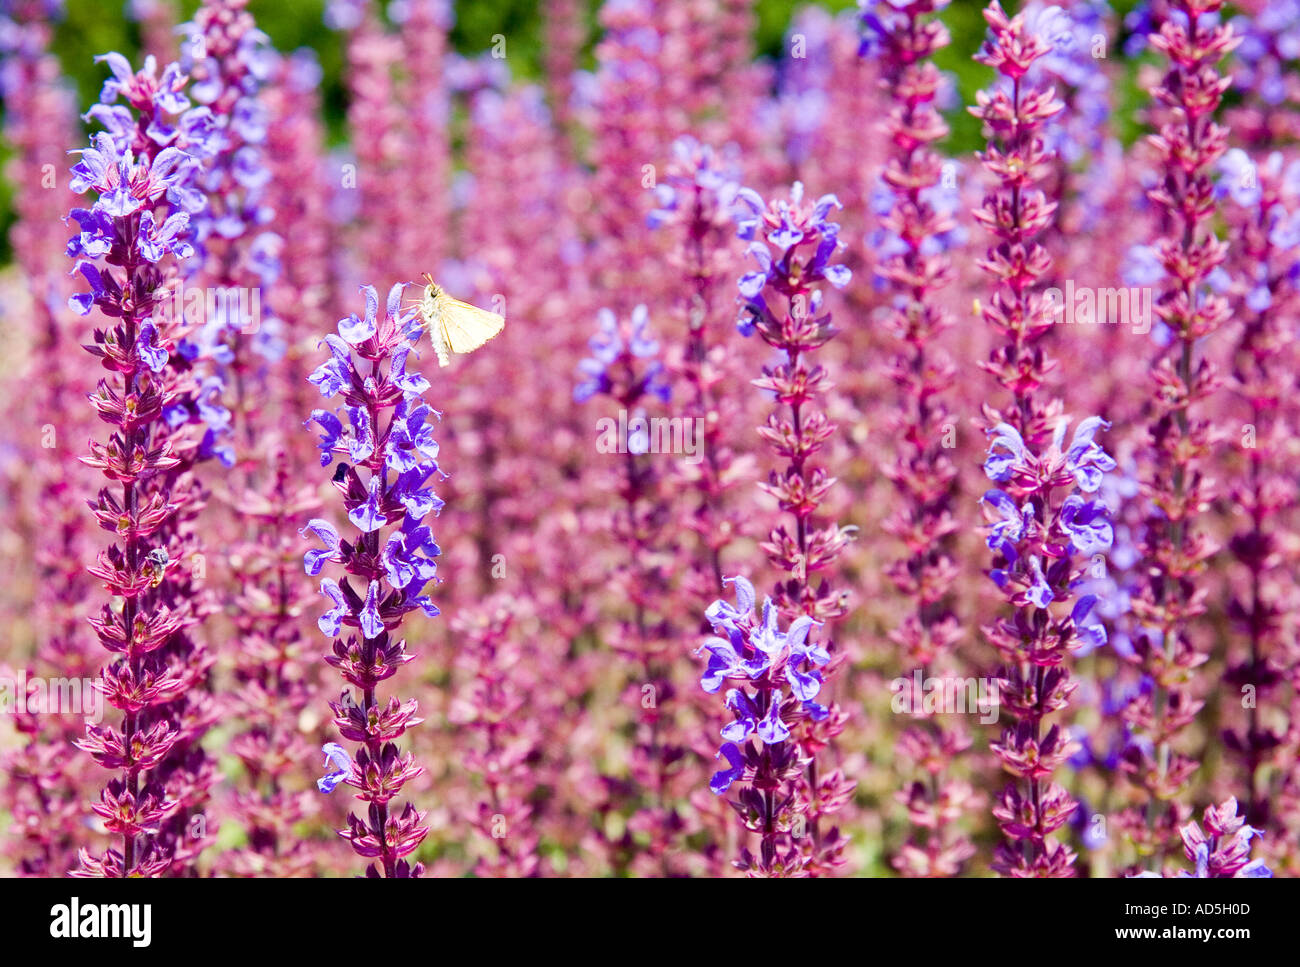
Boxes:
[411,274,505,367]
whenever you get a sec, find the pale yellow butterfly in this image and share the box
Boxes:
[412,273,505,367]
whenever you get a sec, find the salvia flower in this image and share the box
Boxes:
[646,136,751,642]
[697,576,827,875]
[1120,0,1239,872]
[0,3,98,875]
[1211,145,1300,847]
[447,602,545,877]
[303,282,439,877]
[572,301,690,875]
[67,50,217,878]
[176,0,285,462]
[730,179,856,876]
[1132,799,1274,877]
[970,0,1066,447]
[573,305,670,404]
[219,452,325,876]
[980,412,1116,876]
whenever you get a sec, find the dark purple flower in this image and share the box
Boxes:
[709,743,745,795]
[306,409,344,466]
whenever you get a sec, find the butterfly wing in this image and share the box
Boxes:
[416,285,452,366]
[438,296,505,354]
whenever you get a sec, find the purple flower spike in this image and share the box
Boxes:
[301,283,442,876]
[64,46,221,878]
